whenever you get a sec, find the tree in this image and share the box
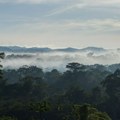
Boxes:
[72,104,111,120]
[100,69,120,120]
[45,69,61,84]
[66,62,85,73]
[0,116,17,120]
[102,69,120,100]
[29,101,51,120]
[0,53,5,79]
[91,87,103,105]
[65,86,85,104]
[57,63,86,91]
[0,53,5,96]
[19,76,34,96]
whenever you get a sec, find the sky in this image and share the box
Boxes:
[0,0,120,48]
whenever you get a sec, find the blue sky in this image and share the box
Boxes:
[0,0,120,48]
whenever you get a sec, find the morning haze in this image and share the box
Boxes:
[0,1,120,120]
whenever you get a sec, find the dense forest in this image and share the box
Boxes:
[0,53,120,120]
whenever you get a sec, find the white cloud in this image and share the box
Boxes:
[0,0,120,5]
[46,3,87,16]
[0,0,65,4]
[3,19,120,34]
[83,0,120,5]
[45,0,120,17]
[33,19,120,32]
[64,19,120,32]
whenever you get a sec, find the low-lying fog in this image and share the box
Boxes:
[2,50,120,71]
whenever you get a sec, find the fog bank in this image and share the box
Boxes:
[2,50,120,71]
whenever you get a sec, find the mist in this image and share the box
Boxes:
[2,50,120,71]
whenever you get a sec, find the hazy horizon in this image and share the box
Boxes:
[0,45,119,50]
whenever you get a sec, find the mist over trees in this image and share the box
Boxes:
[0,53,5,78]
[0,46,120,120]
[2,46,120,70]
[0,53,119,120]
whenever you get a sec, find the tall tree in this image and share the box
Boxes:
[0,53,5,98]
[102,69,120,100]
[0,53,5,79]
[66,62,85,73]
[101,69,120,120]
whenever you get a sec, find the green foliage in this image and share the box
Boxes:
[0,116,17,120]
[29,101,51,112]
[72,104,111,120]
[102,69,120,101]
[0,53,5,79]
[65,86,85,104]
[100,69,120,120]
[0,53,6,96]
[66,62,85,73]
[45,69,61,84]
[0,62,119,120]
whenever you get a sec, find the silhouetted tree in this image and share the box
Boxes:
[66,62,85,73]
[0,53,5,79]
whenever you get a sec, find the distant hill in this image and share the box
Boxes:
[55,47,79,52]
[80,47,106,53]
[0,46,107,53]
[0,46,52,53]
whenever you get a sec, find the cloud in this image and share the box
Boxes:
[0,0,64,4]
[2,49,120,70]
[11,19,120,34]
[83,0,120,5]
[64,19,120,32]
[0,0,120,49]
[45,0,120,17]
[0,0,120,5]
[46,3,87,17]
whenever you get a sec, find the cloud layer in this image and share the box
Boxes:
[2,49,120,71]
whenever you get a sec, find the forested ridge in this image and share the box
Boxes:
[0,54,120,120]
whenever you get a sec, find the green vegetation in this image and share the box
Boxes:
[0,116,17,120]
[0,54,119,120]
[0,53,4,79]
